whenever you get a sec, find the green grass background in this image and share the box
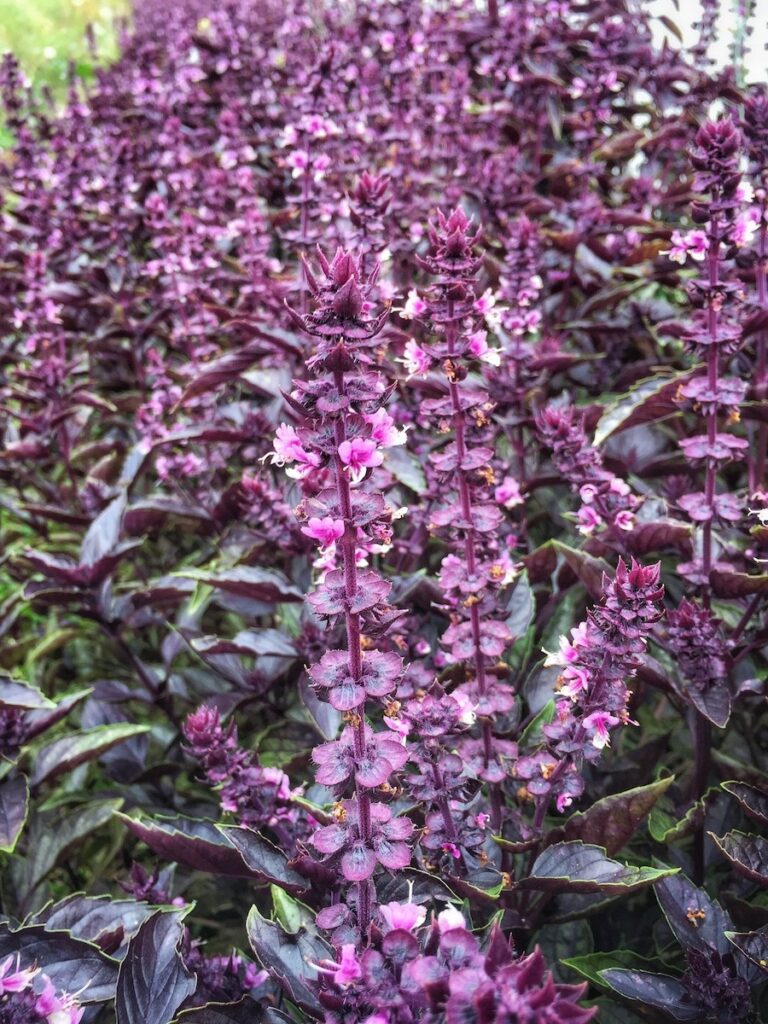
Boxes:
[0,0,128,92]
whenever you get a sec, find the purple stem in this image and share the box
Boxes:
[299,138,313,317]
[332,367,373,937]
[752,209,768,492]
[701,214,720,607]
[444,307,499,830]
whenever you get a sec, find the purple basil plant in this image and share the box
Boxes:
[0,0,766,1022]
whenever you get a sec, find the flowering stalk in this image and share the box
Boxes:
[183,705,305,849]
[678,118,746,601]
[743,87,768,493]
[535,404,639,540]
[414,208,515,835]
[316,905,595,1022]
[272,247,411,939]
[518,559,664,826]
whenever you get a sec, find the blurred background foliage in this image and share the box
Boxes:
[0,0,128,93]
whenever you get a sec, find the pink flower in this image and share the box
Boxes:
[543,631,582,668]
[467,329,500,365]
[269,423,321,479]
[379,901,427,932]
[495,476,523,508]
[609,477,631,496]
[476,812,490,829]
[473,288,497,316]
[451,690,477,727]
[556,793,573,813]
[662,229,708,264]
[333,944,362,987]
[559,665,591,699]
[401,339,431,376]
[286,150,310,177]
[401,289,428,319]
[338,438,383,482]
[577,505,602,535]
[437,907,466,932]
[35,976,84,1024]
[614,510,635,531]
[0,955,37,994]
[579,483,598,504]
[583,711,620,749]
[364,408,407,448]
[442,842,461,859]
[733,208,760,247]
[302,516,345,548]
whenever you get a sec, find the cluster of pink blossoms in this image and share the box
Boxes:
[0,955,83,1024]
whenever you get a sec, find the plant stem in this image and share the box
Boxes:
[333,367,373,937]
[752,210,767,492]
[445,307,499,830]
[701,215,720,608]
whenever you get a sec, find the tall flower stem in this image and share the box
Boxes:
[445,306,499,829]
[701,214,720,608]
[333,366,374,934]
[752,211,768,492]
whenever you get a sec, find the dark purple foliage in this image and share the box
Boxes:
[0,0,766,1021]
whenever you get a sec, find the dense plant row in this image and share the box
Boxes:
[0,0,767,1021]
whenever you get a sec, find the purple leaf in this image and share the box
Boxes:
[31,724,151,788]
[30,894,153,950]
[246,906,329,1014]
[710,570,768,598]
[117,814,267,878]
[709,830,768,886]
[80,492,127,566]
[217,825,308,890]
[0,924,119,1002]
[116,911,196,1024]
[559,777,674,856]
[599,969,701,1020]
[593,370,694,446]
[725,929,768,974]
[173,1000,262,1024]
[520,841,677,894]
[0,678,55,710]
[177,567,303,603]
[654,873,733,954]
[722,781,768,827]
[0,773,28,853]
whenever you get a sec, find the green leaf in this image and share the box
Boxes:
[519,699,555,749]
[270,886,313,935]
[562,950,660,989]
[30,724,151,788]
